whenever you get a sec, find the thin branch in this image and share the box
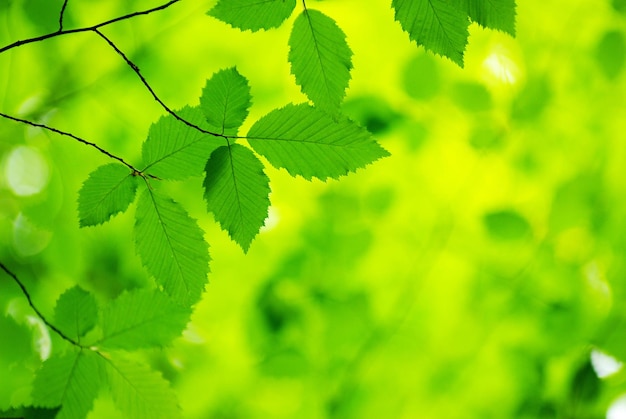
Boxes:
[0,261,83,348]
[0,0,181,55]
[0,111,139,172]
[92,29,225,139]
[59,0,70,31]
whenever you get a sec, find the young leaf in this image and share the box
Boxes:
[54,286,98,341]
[208,0,297,32]
[142,106,221,180]
[135,189,210,306]
[203,144,270,252]
[32,350,103,419]
[200,67,252,135]
[105,357,181,419]
[78,163,138,227]
[289,9,352,113]
[247,103,390,181]
[464,0,516,36]
[391,0,469,66]
[98,289,190,349]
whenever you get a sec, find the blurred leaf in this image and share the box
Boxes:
[450,81,492,112]
[483,209,532,241]
[612,0,626,14]
[463,0,516,35]
[468,119,506,150]
[511,76,551,121]
[98,289,190,349]
[134,189,210,306]
[259,348,309,377]
[142,106,220,181]
[595,30,626,80]
[207,0,296,31]
[549,175,606,235]
[569,361,601,403]
[402,53,441,101]
[342,96,402,134]
[289,9,352,113]
[0,315,32,366]
[391,0,469,66]
[247,103,389,181]
[22,0,64,32]
[203,144,270,252]
[77,163,138,227]
[54,286,98,341]
[200,67,251,136]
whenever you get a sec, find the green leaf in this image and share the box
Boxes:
[208,0,297,32]
[203,144,270,252]
[135,189,210,306]
[391,0,469,66]
[32,350,104,419]
[483,209,531,241]
[464,0,516,36]
[105,357,181,419]
[142,106,220,180]
[200,67,251,135]
[247,103,389,181]
[288,9,353,113]
[77,163,138,227]
[98,289,190,349]
[54,286,98,342]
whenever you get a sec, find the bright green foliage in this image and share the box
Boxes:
[77,163,138,227]
[54,286,98,342]
[32,350,103,419]
[289,9,353,113]
[464,0,516,35]
[247,103,389,180]
[483,209,532,241]
[98,289,190,349]
[203,144,270,252]
[104,357,181,419]
[142,106,219,181]
[391,0,469,66]
[208,0,297,32]
[200,67,251,135]
[134,189,210,306]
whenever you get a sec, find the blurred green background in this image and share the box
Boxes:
[2,0,626,417]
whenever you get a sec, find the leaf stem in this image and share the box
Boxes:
[0,262,84,348]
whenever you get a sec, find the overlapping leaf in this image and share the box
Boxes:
[200,67,251,135]
[204,144,270,252]
[98,289,190,349]
[289,9,352,113]
[208,0,297,31]
[134,189,210,306]
[391,0,469,66]
[142,106,219,180]
[32,350,103,419]
[105,357,181,419]
[78,163,138,227]
[464,0,516,35]
[247,103,389,180]
[54,286,98,341]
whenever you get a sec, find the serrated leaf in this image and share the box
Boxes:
[288,9,353,113]
[142,106,221,180]
[105,357,181,419]
[203,144,270,252]
[200,67,251,135]
[54,286,98,342]
[78,163,138,227]
[208,0,297,32]
[97,289,190,349]
[392,0,469,66]
[464,0,516,36]
[247,103,389,181]
[32,350,103,419]
[135,189,210,306]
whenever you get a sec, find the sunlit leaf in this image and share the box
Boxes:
[135,189,210,306]
[200,67,251,135]
[203,143,270,252]
[483,209,531,241]
[247,103,389,181]
[463,0,516,35]
[208,0,297,31]
[98,289,190,349]
[78,163,138,227]
[289,9,352,113]
[54,286,98,341]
